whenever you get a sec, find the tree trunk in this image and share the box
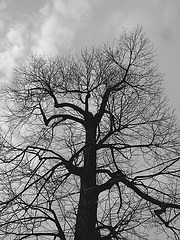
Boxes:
[74,120,98,240]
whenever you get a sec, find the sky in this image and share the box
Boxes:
[0,0,180,120]
[0,1,179,239]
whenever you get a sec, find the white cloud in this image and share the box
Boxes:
[0,24,26,79]
[32,0,91,55]
[0,0,92,80]
[6,27,24,46]
[53,0,90,21]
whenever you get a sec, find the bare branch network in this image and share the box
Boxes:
[0,26,180,240]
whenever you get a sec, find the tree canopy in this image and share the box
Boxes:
[0,26,180,240]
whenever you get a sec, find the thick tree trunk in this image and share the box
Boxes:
[74,121,98,240]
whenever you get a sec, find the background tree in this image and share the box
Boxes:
[0,26,180,240]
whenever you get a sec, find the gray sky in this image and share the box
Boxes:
[0,1,179,239]
[0,0,180,119]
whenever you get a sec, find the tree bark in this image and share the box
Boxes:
[74,119,98,240]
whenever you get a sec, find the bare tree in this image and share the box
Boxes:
[0,26,180,240]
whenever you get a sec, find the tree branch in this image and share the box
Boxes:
[39,103,85,126]
[97,169,180,211]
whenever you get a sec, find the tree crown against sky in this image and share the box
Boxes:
[0,27,180,240]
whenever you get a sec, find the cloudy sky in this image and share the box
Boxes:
[0,0,180,119]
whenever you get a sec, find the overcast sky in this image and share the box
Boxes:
[0,0,180,119]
